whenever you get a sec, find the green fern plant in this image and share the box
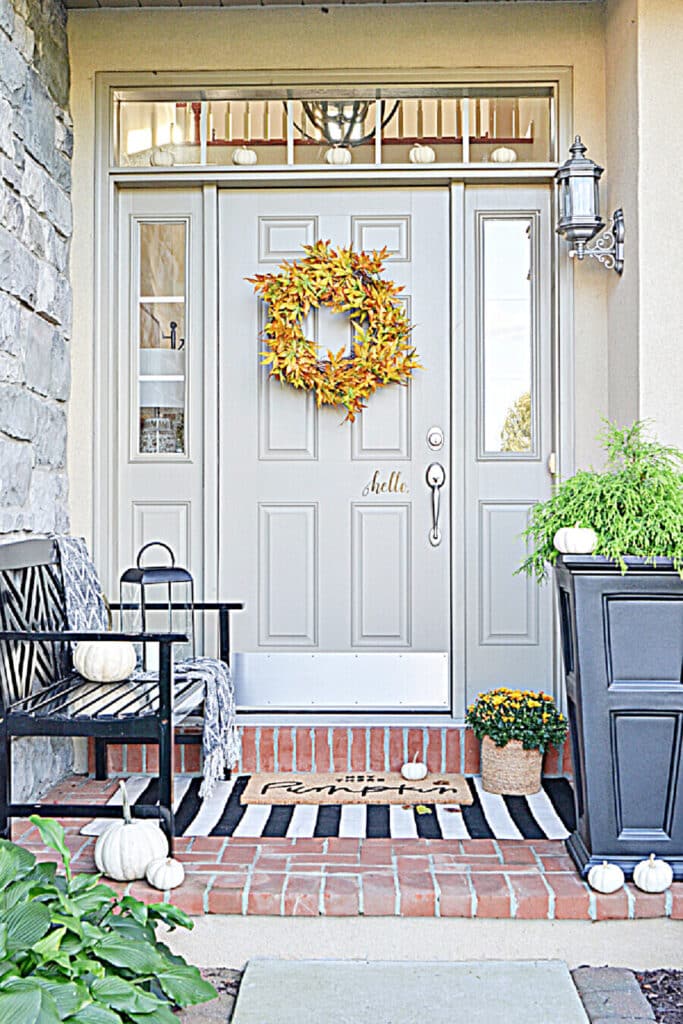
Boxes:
[520,420,683,581]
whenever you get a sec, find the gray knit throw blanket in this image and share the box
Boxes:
[54,536,240,798]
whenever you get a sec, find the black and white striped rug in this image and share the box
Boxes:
[82,774,575,841]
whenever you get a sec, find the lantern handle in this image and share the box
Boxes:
[136,541,176,569]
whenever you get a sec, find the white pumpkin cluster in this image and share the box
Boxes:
[95,781,185,890]
[587,854,673,894]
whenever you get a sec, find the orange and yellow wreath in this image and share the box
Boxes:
[248,240,421,421]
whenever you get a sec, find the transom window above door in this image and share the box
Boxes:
[112,82,559,169]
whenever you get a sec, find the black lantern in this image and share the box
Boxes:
[555,135,625,274]
[120,542,195,669]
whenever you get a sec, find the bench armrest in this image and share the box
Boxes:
[109,602,244,665]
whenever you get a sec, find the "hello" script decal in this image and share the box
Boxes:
[362,470,409,496]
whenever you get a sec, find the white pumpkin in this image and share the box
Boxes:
[325,146,352,166]
[232,147,257,166]
[95,781,168,881]
[401,752,428,781]
[587,860,625,894]
[73,641,137,683]
[553,523,598,555]
[146,856,186,891]
[633,853,673,893]
[150,146,175,168]
[491,146,518,163]
[409,144,436,165]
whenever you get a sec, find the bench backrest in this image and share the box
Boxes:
[0,539,68,707]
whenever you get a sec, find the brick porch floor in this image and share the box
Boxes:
[13,773,683,924]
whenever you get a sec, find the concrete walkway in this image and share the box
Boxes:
[230,959,589,1023]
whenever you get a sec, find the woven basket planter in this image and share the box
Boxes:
[480,736,543,796]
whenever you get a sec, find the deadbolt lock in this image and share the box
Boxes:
[427,426,444,451]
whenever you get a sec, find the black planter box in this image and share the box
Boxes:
[554,555,683,880]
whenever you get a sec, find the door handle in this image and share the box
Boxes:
[426,463,446,547]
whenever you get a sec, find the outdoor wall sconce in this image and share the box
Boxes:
[555,136,625,274]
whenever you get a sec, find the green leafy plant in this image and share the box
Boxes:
[466,688,568,751]
[520,420,683,581]
[0,816,216,1024]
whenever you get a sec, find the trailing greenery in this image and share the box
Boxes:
[519,420,683,581]
[0,816,216,1024]
[466,688,568,752]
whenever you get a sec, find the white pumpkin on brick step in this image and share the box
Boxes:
[633,854,673,893]
[73,641,137,683]
[146,856,186,891]
[95,781,168,881]
[409,143,436,164]
[587,860,625,894]
[553,523,598,555]
[325,146,352,166]
[401,751,428,781]
[232,146,258,166]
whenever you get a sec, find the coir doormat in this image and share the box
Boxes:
[240,772,473,806]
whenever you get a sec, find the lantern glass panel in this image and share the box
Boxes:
[570,176,599,220]
[120,576,195,668]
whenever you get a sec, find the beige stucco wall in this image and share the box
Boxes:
[67,2,609,542]
[605,0,640,428]
[637,0,683,448]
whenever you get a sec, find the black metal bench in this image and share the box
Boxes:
[0,538,242,852]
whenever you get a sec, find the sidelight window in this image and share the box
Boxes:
[136,221,188,456]
[479,216,538,458]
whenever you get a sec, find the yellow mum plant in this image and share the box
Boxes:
[465,687,568,752]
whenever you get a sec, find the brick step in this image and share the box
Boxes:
[15,803,679,922]
[90,726,571,778]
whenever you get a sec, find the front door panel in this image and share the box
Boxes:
[219,189,451,711]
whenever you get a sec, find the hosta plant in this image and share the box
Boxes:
[520,420,683,581]
[466,688,568,752]
[0,816,216,1024]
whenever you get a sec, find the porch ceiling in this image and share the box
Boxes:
[66,0,597,9]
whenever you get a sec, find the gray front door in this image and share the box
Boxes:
[219,188,451,711]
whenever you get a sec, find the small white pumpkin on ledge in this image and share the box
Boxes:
[95,781,168,881]
[232,146,258,166]
[325,146,352,166]
[491,146,518,164]
[553,523,598,555]
[633,853,673,893]
[401,751,428,781]
[587,860,625,894]
[73,641,137,683]
[146,856,186,891]
[409,143,436,164]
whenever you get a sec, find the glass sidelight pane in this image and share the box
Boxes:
[137,222,187,456]
[481,217,535,455]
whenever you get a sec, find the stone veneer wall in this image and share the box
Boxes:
[0,0,74,799]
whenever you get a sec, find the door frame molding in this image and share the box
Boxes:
[92,70,574,724]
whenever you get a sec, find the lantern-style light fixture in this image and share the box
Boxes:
[555,136,625,274]
[120,542,195,669]
[293,99,399,148]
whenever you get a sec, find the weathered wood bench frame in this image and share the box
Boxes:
[0,538,243,853]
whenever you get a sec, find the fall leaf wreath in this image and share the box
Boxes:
[248,240,421,421]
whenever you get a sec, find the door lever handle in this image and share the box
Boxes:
[426,463,446,547]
